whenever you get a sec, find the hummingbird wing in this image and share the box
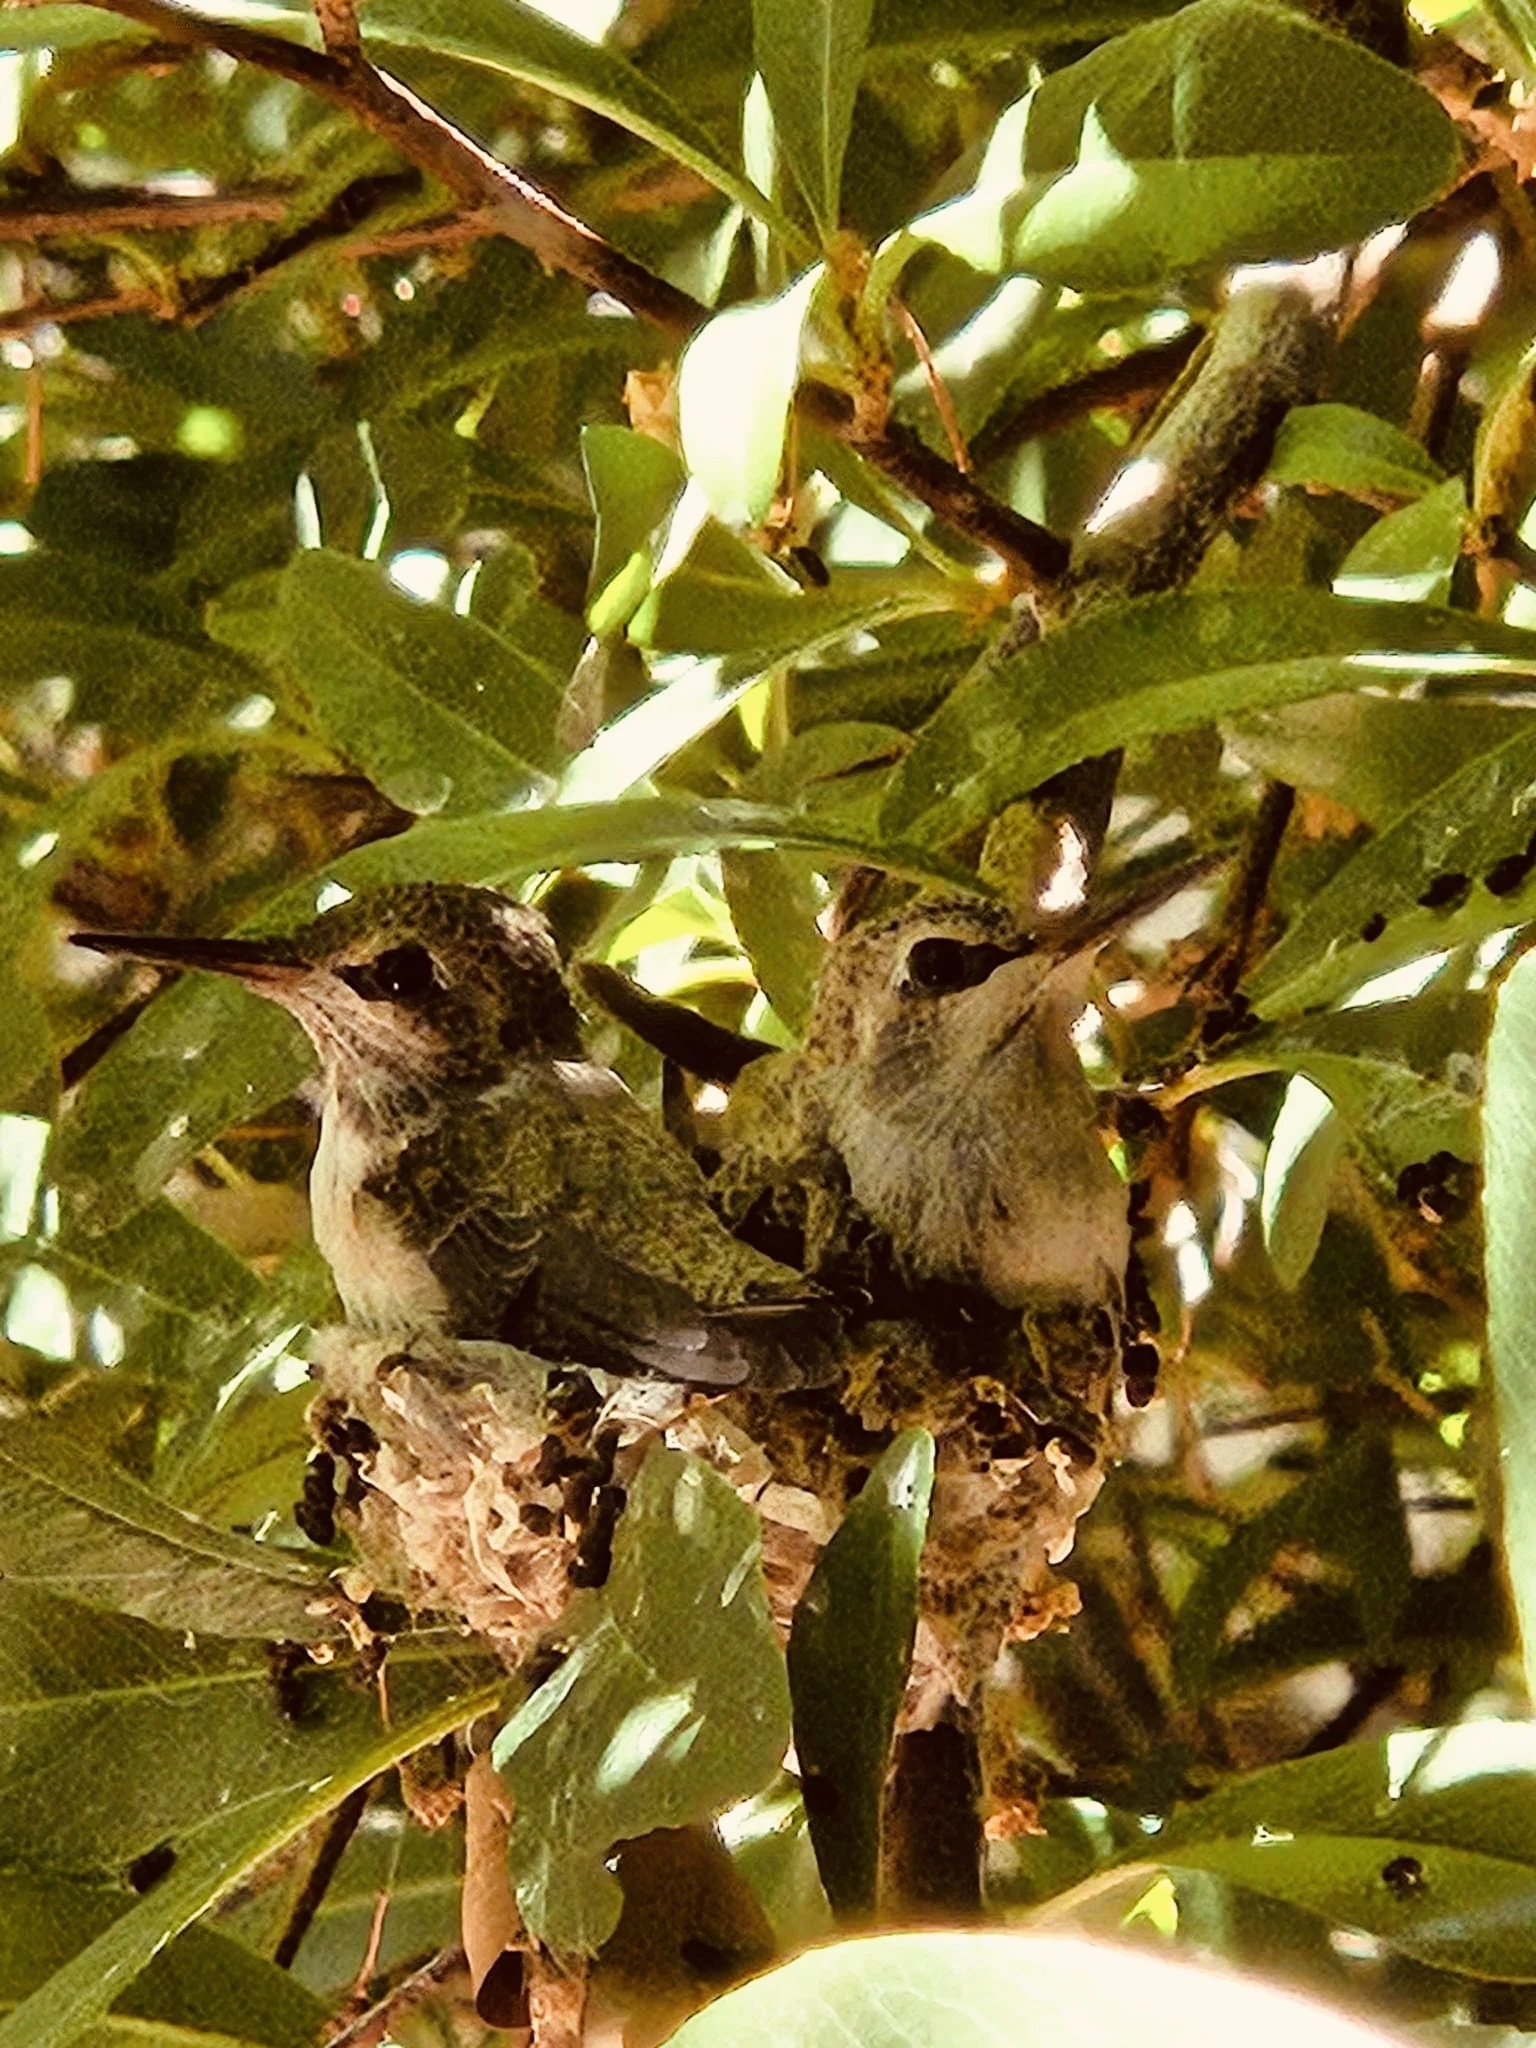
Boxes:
[366,1061,836,1387]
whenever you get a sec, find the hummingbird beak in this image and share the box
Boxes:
[70,929,311,993]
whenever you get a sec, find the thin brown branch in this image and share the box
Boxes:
[342,210,500,258]
[274,1780,372,1970]
[41,0,1073,592]
[323,1946,466,2048]
[969,327,1203,470]
[0,187,291,238]
[801,381,1070,589]
[177,167,424,324]
[59,0,703,336]
[0,287,163,339]
[894,297,969,473]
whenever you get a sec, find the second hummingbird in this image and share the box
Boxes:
[73,884,836,1389]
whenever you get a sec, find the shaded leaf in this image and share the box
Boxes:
[582,424,685,634]
[1245,717,1536,1016]
[493,1448,791,1953]
[0,557,260,739]
[0,1878,327,2048]
[0,1595,501,2048]
[752,0,875,237]
[721,849,825,1034]
[881,590,1536,847]
[269,550,565,815]
[1171,1431,1411,1697]
[1151,1724,1536,1979]
[55,976,311,1233]
[787,1429,934,1918]
[1229,696,1536,827]
[0,1416,335,1639]
[1268,403,1446,505]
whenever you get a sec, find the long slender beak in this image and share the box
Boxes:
[69,930,310,989]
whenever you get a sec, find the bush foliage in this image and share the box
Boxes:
[5,0,1536,2041]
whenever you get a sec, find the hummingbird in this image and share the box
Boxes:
[795,895,1131,1315]
[72,885,836,1389]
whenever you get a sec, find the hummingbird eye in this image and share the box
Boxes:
[338,942,440,1003]
[902,936,1021,996]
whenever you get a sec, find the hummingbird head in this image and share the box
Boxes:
[805,896,1084,1081]
[803,895,1123,1305]
[72,883,584,1093]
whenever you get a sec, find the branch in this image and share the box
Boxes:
[41,0,1072,591]
[0,287,163,338]
[801,383,1070,588]
[56,0,702,335]
[0,186,291,238]
[968,326,1203,471]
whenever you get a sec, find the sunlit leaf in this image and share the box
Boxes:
[882,589,1536,848]
[664,1927,1402,2045]
[678,268,824,529]
[493,1448,791,1953]
[1486,949,1536,1704]
[1268,403,1446,505]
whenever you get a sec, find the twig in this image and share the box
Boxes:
[968,327,1203,471]
[313,0,359,58]
[40,0,1073,595]
[323,1946,466,2048]
[801,381,1070,587]
[0,188,291,238]
[894,296,969,473]
[0,288,163,339]
[62,0,704,335]
[177,167,425,324]
[274,1780,373,1969]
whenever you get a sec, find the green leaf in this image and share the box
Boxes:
[662,1924,1406,2045]
[787,1429,934,1918]
[1150,1724,1536,1978]
[1171,1431,1411,1697]
[1259,1076,1343,1290]
[270,550,566,815]
[1229,696,1536,827]
[678,267,824,529]
[0,1593,500,2048]
[0,557,259,739]
[752,0,875,237]
[0,1415,335,1639]
[1181,992,1486,1179]
[1245,717,1536,1017]
[54,975,311,1233]
[492,1447,791,1953]
[0,1878,327,2048]
[582,424,686,634]
[1268,403,1446,505]
[267,794,987,907]
[1486,949,1536,1705]
[1004,0,1456,291]
[881,589,1536,848]
[721,849,825,1034]
[1333,477,1468,608]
